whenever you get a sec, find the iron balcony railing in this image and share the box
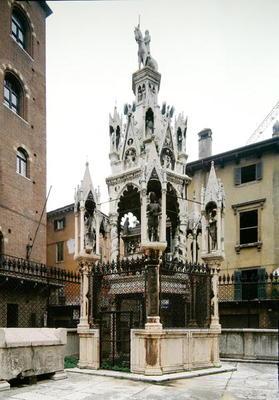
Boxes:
[0,253,80,283]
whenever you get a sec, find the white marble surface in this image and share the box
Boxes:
[0,362,278,400]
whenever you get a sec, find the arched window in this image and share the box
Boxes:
[4,72,23,116]
[16,148,29,178]
[11,8,30,52]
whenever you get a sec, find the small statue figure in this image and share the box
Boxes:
[177,128,183,152]
[125,148,136,167]
[123,216,130,235]
[147,192,161,241]
[146,117,154,137]
[144,30,151,54]
[208,209,217,251]
[84,211,94,253]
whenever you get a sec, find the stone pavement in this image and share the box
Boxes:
[0,362,278,400]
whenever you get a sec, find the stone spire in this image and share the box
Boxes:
[200,161,225,259]
[74,162,101,258]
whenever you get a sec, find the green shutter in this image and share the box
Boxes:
[256,162,263,180]
[234,271,242,300]
[257,268,266,299]
[234,167,241,185]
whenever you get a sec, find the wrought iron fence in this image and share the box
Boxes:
[90,257,212,329]
[0,254,80,328]
[160,259,212,328]
[218,271,279,328]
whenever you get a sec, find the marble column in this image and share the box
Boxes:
[217,208,221,251]
[141,188,147,243]
[109,214,118,262]
[74,211,79,258]
[210,266,221,330]
[160,187,166,242]
[78,260,91,328]
[79,203,85,253]
[95,213,100,255]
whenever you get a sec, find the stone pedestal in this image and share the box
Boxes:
[131,328,221,375]
[76,253,100,369]
[77,326,100,369]
[201,254,223,332]
[141,241,167,331]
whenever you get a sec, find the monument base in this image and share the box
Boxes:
[131,328,221,375]
[77,326,100,369]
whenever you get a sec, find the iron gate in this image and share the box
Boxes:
[99,310,133,370]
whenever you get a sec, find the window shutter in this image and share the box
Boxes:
[257,268,266,299]
[54,220,57,230]
[256,162,262,180]
[63,217,66,228]
[234,271,242,300]
[234,167,241,185]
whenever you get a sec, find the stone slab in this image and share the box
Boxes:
[0,381,10,392]
[221,357,278,364]
[0,328,66,348]
[66,364,237,383]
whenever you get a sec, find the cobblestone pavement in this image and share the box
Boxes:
[0,362,278,400]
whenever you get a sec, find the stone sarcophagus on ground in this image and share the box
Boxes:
[0,328,67,388]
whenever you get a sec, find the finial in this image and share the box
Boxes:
[138,14,141,28]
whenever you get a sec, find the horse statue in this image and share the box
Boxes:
[134,26,158,71]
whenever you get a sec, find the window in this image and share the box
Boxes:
[16,148,28,177]
[234,162,262,185]
[232,198,265,252]
[54,218,65,231]
[4,72,24,117]
[11,11,26,49]
[7,303,18,327]
[234,268,266,301]
[56,242,64,262]
[239,210,258,245]
[11,7,31,54]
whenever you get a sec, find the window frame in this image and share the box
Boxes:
[56,241,64,263]
[10,7,32,56]
[11,11,26,49]
[16,148,29,178]
[54,218,66,231]
[3,72,25,119]
[232,198,265,253]
[234,161,263,186]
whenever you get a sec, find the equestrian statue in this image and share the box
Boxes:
[134,25,158,71]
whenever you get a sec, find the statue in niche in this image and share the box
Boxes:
[123,216,130,235]
[145,108,154,137]
[177,128,183,152]
[147,192,161,242]
[84,211,95,253]
[207,208,217,251]
[142,84,146,99]
[161,149,173,169]
[115,126,121,150]
[138,86,142,101]
[125,148,136,167]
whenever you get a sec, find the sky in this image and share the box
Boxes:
[46,0,279,213]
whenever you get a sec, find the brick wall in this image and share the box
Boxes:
[0,0,48,263]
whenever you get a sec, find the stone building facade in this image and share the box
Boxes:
[186,134,279,328]
[0,0,51,263]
